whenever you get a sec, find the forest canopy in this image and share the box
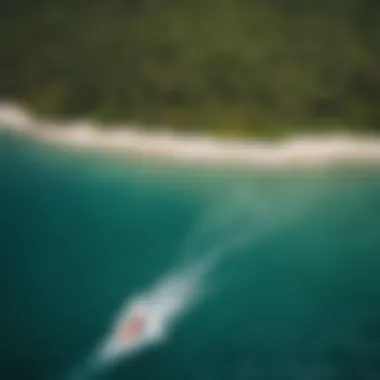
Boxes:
[1,0,379,137]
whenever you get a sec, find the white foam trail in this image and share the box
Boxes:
[64,191,261,379]
[98,271,203,363]
[64,267,206,380]
[180,189,262,258]
[1,102,380,168]
[181,183,327,265]
[63,185,322,380]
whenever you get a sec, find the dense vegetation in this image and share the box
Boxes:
[1,0,379,137]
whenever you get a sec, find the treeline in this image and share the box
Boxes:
[1,0,379,136]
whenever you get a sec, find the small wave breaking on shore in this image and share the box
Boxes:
[1,102,380,168]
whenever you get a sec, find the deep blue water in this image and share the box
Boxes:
[1,132,380,380]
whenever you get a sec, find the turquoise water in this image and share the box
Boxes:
[1,133,380,380]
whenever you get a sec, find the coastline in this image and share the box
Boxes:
[1,103,380,169]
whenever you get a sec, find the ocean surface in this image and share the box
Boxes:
[1,131,380,380]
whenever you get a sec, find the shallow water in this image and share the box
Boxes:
[1,133,380,380]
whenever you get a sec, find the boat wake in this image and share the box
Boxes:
[65,271,203,380]
[63,187,317,379]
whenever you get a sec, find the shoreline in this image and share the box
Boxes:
[1,103,380,169]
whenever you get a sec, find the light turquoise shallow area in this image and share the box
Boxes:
[1,132,380,380]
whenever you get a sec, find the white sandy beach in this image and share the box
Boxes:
[1,103,380,168]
